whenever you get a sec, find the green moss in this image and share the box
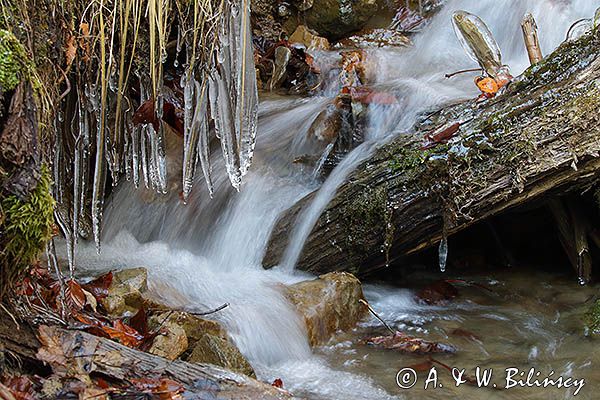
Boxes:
[0,166,54,287]
[584,299,600,336]
[389,144,449,175]
[0,29,29,92]
[341,185,394,267]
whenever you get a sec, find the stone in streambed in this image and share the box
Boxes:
[289,25,330,50]
[187,334,255,378]
[304,0,378,39]
[147,315,189,361]
[100,267,148,317]
[147,311,255,377]
[285,272,367,346]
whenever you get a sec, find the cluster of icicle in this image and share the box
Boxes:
[182,0,258,200]
[52,0,258,274]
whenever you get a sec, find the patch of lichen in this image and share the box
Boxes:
[0,165,54,295]
[341,185,394,269]
[0,29,30,93]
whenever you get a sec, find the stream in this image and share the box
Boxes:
[71,0,600,398]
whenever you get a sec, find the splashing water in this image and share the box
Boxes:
[73,1,600,398]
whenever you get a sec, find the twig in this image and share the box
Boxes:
[445,68,482,79]
[358,299,395,334]
[189,303,229,316]
[0,303,19,329]
[521,13,543,65]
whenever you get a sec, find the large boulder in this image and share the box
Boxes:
[304,0,378,40]
[100,267,148,317]
[285,272,367,346]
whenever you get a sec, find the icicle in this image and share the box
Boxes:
[153,95,168,194]
[55,207,75,276]
[91,125,107,253]
[194,79,213,196]
[53,105,75,273]
[147,124,158,191]
[577,249,590,285]
[452,11,504,79]
[209,70,241,190]
[174,24,182,68]
[131,125,141,188]
[566,18,592,41]
[181,70,196,202]
[438,236,448,273]
[91,96,107,253]
[182,72,212,201]
[124,120,132,182]
[140,125,150,188]
[233,0,258,178]
[72,86,91,269]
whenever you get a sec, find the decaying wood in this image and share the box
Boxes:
[263,29,600,277]
[0,320,297,399]
[521,13,543,65]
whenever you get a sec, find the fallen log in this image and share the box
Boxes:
[0,312,296,399]
[263,28,600,277]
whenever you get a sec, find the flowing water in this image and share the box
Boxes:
[71,1,600,398]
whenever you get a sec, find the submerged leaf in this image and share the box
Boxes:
[365,331,455,354]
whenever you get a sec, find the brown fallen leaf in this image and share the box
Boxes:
[0,376,36,400]
[82,271,113,301]
[64,279,86,312]
[365,331,455,354]
[130,377,184,399]
[422,122,461,149]
[271,378,283,388]
[64,34,77,68]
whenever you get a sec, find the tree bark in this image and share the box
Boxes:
[263,30,600,277]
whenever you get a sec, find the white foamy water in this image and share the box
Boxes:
[74,1,599,398]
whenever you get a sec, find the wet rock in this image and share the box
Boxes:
[289,25,330,50]
[305,0,378,39]
[251,0,284,41]
[337,28,412,48]
[187,334,255,378]
[147,316,188,360]
[297,0,314,11]
[148,311,255,377]
[285,272,367,346]
[100,267,148,317]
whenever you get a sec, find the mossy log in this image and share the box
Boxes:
[263,29,600,277]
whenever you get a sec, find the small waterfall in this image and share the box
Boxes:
[74,1,599,398]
